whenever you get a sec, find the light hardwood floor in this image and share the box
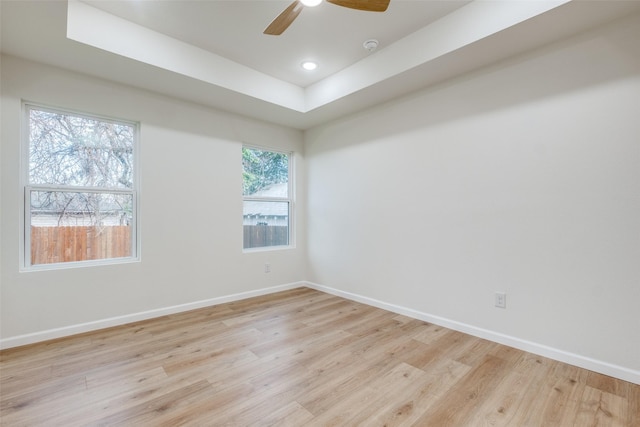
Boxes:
[1,287,638,426]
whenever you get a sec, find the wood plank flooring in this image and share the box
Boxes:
[1,287,638,426]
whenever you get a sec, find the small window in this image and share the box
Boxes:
[242,147,291,250]
[24,104,138,268]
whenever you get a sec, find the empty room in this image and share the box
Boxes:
[1,0,639,425]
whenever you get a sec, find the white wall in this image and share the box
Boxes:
[0,56,307,344]
[306,14,640,377]
[1,11,638,385]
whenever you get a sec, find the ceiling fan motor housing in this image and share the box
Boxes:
[265,0,391,35]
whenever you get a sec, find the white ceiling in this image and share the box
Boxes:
[84,0,472,88]
[2,1,640,130]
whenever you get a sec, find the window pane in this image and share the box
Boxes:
[30,190,133,265]
[242,147,288,197]
[243,201,289,249]
[29,108,134,188]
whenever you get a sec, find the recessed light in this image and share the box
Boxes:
[301,61,318,71]
[300,0,322,7]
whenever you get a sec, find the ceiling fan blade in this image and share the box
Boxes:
[327,0,390,12]
[264,1,304,35]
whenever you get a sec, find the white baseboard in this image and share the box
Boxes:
[304,282,640,385]
[3,280,638,385]
[0,281,304,350]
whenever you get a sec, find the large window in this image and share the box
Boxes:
[242,147,291,250]
[24,104,138,268]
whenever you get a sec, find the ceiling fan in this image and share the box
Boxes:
[264,0,390,36]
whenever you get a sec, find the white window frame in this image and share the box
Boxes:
[21,102,140,270]
[242,145,294,252]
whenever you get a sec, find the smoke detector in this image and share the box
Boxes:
[363,39,379,52]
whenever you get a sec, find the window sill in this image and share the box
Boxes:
[242,245,295,254]
[21,257,141,273]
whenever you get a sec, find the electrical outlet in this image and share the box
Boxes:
[264,263,271,273]
[495,292,506,309]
